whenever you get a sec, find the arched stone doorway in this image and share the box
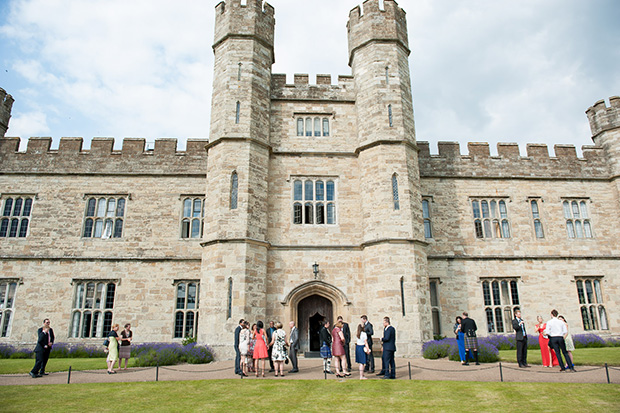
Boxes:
[298,295,333,352]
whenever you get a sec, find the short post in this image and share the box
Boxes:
[408,362,412,380]
[324,369,327,380]
[605,363,610,384]
[67,365,72,384]
[156,362,159,382]
[499,362,503,382]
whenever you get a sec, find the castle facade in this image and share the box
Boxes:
[0,0,618,358]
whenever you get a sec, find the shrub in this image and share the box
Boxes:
[9,350,33,359]
[131,342,215,367]
[572,334,606,348]
[422,339,452,359]
[482,335,515,351]
[477,342,500,363]
[605,337,620,347]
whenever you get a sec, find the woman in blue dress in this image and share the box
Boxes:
[454,316,467,364]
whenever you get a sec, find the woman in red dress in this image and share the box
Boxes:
[331,320,348,378]
[252,320,270,377]
[535,315,558,367]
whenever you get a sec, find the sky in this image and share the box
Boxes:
[0,0,618,155]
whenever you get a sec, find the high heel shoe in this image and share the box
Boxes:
[262,370,265,377]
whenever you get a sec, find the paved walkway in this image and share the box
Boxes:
[1,358,618,386]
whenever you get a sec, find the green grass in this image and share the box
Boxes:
[0,380,618,412]
[498,347,620,366]
[0,358,137,374]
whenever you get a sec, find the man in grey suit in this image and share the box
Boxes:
[288,321,300,373]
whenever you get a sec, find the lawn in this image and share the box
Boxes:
[498,347,620,366]
[0,380,618,412]
[0,358,137,374]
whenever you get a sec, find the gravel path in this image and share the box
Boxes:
[1,358,618,386]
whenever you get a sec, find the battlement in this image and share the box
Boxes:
[417,141,609,179]
[0,87,15,138]
[586,96,620,137]
[213,0,275,53]
[347,0,409,65]
[270,74,355,101]
[0,137,208,175]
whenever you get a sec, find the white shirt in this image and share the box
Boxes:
[356,331,368,346]
[544,317,567,337]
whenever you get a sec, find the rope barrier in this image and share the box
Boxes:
[407,363,498,373]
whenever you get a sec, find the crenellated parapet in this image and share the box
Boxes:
[347,0,409,65]
[0,137,208,175]
[417,141,609,179]
[213,0,274,59]
[270,74,355,102]
[0,87,14,138]
[586,96,620,138]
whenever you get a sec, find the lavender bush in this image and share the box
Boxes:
[422,339,453,359]
[132,342,215,367]
[481,335,515,350]
[572,334,606,348]
[606,337,620,347]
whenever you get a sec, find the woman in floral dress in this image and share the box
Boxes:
[269,322,289,377]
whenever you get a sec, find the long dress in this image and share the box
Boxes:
[106,331,119,363]
[454,323,467,362]
[252,328,269,359]
[536,323,558,367]
[271,329,287,361]
[332,327,345,356]
[239,329,250,356]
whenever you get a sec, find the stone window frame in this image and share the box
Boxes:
[480,277,520,334]
[562,198,593,239]
[429,278,441,337]
[574,277,608,331]
[82,194,129,240]
[295,113,331,137]
[291,176,338,226]
[470,197,511,240]
[422,196,433,239]
[180,194,205,239]
[0,278,20,337]
[527,197,545,239]
[173,280,200,339]
[0,193,37,239]
[69,279,118,339]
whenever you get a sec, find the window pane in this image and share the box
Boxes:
[482,282,491,306]
[510,281,520,305]
[187,283,197,310]
[483,220,492,238]
[6,283,16,308]
[174,312,184,338]
[176,284,186,309]
[183,199,192,217]
[106,199,116,217]
[580,201,588,218]
[315,181,324,201]
[481,201,489,218]
[562,201,571,218]
[571,201,580,218]
[293,180,302,201]
[326,181,335,201]
[0,219,8,237]
[22,198,33,216]
[94,219,103,238]
[472,201,480,218]
[293,203,302,224]
[297,118,304,136]
[575,220,583,238]
[474,220,483,238]
[116,198,125,217]
[86,198,96,217]
[85,283,95,309]
[489,200,497,218]
[493,220,501,238]
[18,219,28,237]
[581,306,591,330]
[305,118,312,136]
[431,309,441,336]
[422,200,430,219]
[486,308,494,333]
[191,219,200,238]
[585,280,594,303]
[105,283,115,309]
[113,219,123,238]
[97,198,106,217]
[71,311,81,338]
[185,311,195,337]
[82,311,92,338]
[83,218,93,237]
[504,307,513,331]
[192,199,202,218]
[326,203,335,224]
[230,173,238,210]
[304,180,313,201]
[314,117,320,137]
[75,283,85,309]
[576,281,586,304]
[0,311,11,337]
[501,220,510,238]
[530,200,539,218]
[2,199,12,216]
[492,281,501,305]
[322,118,329,136]
[95,283,104,309]
[235,101,240,124]
[304,203,313,224]
[593,280,602,303]
[495,307,504,333]
[103,311,113,333]
[0,284,6,308]
[500,281,510,305]
[584,221,592,238]
[590,306,599,330]
[424,220,432,238]
[429,281,438,307]
[12,198,22,216]
[534,220,544,238]
[498,201,507,218]
[316,203,325,224]
[102,219,113,239]
[566,221,575,238]
[9,219,18,237]
[599,306,608,330]
[92,311,101,337]
[388,104,393,127]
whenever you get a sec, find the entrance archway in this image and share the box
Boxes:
[298,295,333,352]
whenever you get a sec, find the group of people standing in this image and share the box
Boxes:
[104,323,133,374]
[454,309,576,372]
[234,315,397,380]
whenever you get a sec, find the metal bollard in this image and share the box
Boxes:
[156,363,159,382]
[408,362,411,380]
[324,369,327,380]
[499,362,503,382]
[67,366,72,384]
[605,363,610,384]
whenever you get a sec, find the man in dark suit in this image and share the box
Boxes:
[288,321,300,373]
[461,312,479,365]
[36,318,54,375]
[30,321,52,378]
[381,316,396,379]
[266,321,276,372]
[512,310,529,368]
[361,315,375,373]
[337,316,351,373]
[234,319,244,375]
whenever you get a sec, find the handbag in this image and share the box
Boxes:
[103,338,110,347]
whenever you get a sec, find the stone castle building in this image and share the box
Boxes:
[0,0,618,358]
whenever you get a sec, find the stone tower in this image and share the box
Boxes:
[0,88,14,138]
[200,0,275,354]
[587,96,620,188]
[348,0,431,353]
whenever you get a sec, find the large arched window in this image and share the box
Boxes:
[292,178,337,225]
[174,282,199,338]
[564,200,593,239]
[295,116,330,137]
[83,196,125,239]
[1,196,34,238]
[482,278,520,334]
[181,197,204,239]
[576,278,607,330]
[0,281,17,337]
[471,198,511,239]
[70,281,116,338]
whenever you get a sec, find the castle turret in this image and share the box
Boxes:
[348,0,430,355]
[0,88,14,138]
[587,96,620,178]
[201,0,275,355]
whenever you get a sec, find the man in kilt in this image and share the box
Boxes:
[461,312,479,365]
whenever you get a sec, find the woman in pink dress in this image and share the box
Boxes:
[331,320,348,378]
[252,320,269,377]
[535,315,558,367]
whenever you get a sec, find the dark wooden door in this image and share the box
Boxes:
[298,295,333,352]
